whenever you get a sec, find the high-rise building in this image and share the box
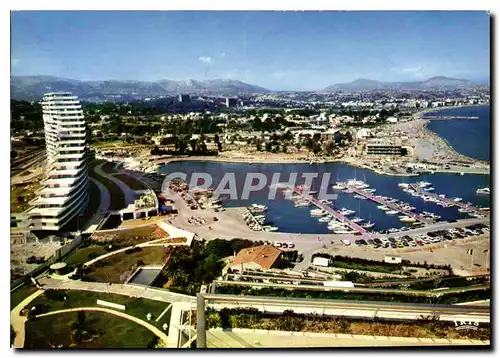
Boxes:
[28,92,89,231]
[178,94,190,103]
[225,97,238,108]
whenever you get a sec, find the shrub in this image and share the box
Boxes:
[87,252,102,260]
[45,290,66,301]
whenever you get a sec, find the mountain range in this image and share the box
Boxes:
[11,75,485,101]
[10,76,271,101]
[323,76,480,92]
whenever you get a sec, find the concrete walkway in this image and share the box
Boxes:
[11,289,44,348]
[38,277,194,304]
[206,328,490,348]
[35,307,168,347]
[94,162,136,206]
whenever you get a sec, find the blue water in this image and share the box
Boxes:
[425,105,491,161]
[161,161,490,234]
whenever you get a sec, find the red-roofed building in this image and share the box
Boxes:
[229,245,282,272]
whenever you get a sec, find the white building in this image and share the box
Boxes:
[28,93,89,231]
[312,257,330,267]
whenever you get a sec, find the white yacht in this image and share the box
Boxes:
[398,183,410,188]
[249,204,268,212]
[310,208,326,217]
[377,205,390,211]
[262,225,279,232]
[399,216,416,223]
[332,182,346,190]
[476,187,490,195]
[353,194,367,200]
[351,217,364,223]
[417,181,432,188]
[339,208,355,216]
[453,197,463,202]
[386,210,399,215]
[294,200,310,208]
[423,187,435,192]
[361,221,375,229]
[318,215,333,222]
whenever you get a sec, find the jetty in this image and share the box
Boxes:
[347,187,434,225]
[408,184,490,216]
[421,115,480,121]
[291,185,369,236]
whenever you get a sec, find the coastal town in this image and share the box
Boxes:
[10,11,491,350]
[10,85,491,349]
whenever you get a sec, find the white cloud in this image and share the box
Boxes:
[198,56,213,64]
[220,52,226,58]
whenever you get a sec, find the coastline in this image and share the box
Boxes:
[153,155,488,177]
[126,103,490,177]
[415,104,490,165]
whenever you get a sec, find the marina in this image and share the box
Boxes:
[162,161,490,235]
[345,185,434,225]
[406,183,490,218]
[290,185,369,236]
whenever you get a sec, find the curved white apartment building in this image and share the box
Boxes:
[28,92,89,231]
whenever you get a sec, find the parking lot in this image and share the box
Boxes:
[343,223,489,250]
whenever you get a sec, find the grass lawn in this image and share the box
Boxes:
[63,246,108,267]
[114,173,147,190]
[91,224,164,246]
[10,283,39,310]
[89,165,125,210]
[10,179,42,213]
[24,311,158,348]
[30,290,171,328]
[87,246,167,283]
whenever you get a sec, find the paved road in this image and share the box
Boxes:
[84,177,111,233]
[94,162,137,206]
[11,289,44,348]
[203,294,490,324]
[206,328,489,348]
[38,277,194,304]
[35,307,169,346]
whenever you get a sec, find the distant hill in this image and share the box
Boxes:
[10,76,271,101]
[324,76,480,92]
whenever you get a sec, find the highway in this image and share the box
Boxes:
[202,293,490,324]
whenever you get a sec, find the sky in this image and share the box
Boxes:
[11,11,490,91]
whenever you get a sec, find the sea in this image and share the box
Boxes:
[425,105,491,162]
[161,105,490,234]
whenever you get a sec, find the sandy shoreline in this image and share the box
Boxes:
[140,104,490,177]
[414,104,490,165]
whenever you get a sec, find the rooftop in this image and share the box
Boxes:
[231,244,282,270]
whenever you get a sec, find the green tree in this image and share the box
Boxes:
[255,138,262,151]
[323,140,335,155]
